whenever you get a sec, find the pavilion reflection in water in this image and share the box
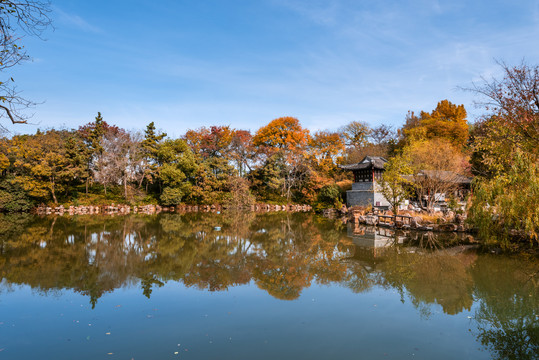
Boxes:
[347,222,406,251]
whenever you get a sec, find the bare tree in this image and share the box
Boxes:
[0,1,52,127]
[464,61,539,174]
[468,60,539,149]
[94,128,131,196]
[339,120,371,149]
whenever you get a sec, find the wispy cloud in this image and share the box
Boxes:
[271,0,341,26]
[55,8,102,34]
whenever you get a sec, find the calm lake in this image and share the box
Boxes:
[0,212,537,359]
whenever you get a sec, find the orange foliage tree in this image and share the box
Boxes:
[251,117,312,201]
[252,116,309,152]
[308,130,345,186]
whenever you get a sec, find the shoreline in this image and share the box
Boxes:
[32,203,313,216]
[323,207,472,234]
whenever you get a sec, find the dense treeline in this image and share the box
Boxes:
[0,113,399,209]
[0,62,538,244]
[0,99,472,209]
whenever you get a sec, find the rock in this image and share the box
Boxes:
[439,223,457,232]
[365,215,378,226]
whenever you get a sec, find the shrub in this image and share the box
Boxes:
[0,178,34,212]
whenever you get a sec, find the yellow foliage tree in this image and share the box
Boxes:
[405,138,470,211]
[403,100,469,148]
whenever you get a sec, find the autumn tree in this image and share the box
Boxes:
[253,116,309,151]
[184,125,233,159]
[468,150,538,244]
[10,130,85,203]
[340,121,371,149]
[183,126,240,203]
[339,121,397,163]
[378,154,412,217]
[465,62,539,245]
[467,61,539,175]
[226,176,255,208]
[309,130,345,176]
[405,138,469,211]
[187,156,236,204]
[400,100,469,148]
[252,117,311,201]
[229,129,256,177]
[0,1,52,127]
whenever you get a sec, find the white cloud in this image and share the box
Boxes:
[55,8,102,34]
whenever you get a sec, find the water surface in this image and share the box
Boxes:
[0,212,537,359]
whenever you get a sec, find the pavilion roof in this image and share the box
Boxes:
[339,156,388,171]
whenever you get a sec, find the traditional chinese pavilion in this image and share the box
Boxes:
[339,156,390,208]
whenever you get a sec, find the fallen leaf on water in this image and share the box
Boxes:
[107,352,113,355]
[106,332,111,335]
[174,352,178,355]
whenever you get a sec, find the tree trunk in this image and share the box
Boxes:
[124,174,128,200]
[51,179,57,204]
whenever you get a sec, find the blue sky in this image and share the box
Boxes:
[4,0,539,136]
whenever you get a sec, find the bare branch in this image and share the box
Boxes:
[0,103,27,123]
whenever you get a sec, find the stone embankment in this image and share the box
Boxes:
[323,206,471,233]
[35,203,312,216]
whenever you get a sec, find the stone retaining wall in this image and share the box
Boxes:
[34,203,313,216]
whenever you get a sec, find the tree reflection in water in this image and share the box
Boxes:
[0,212,537,358]
[0,212,352,303]
[470,255,539,360]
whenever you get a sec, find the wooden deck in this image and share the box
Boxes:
[376,214,413,227]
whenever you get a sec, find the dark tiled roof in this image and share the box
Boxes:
[339,156,388,171]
